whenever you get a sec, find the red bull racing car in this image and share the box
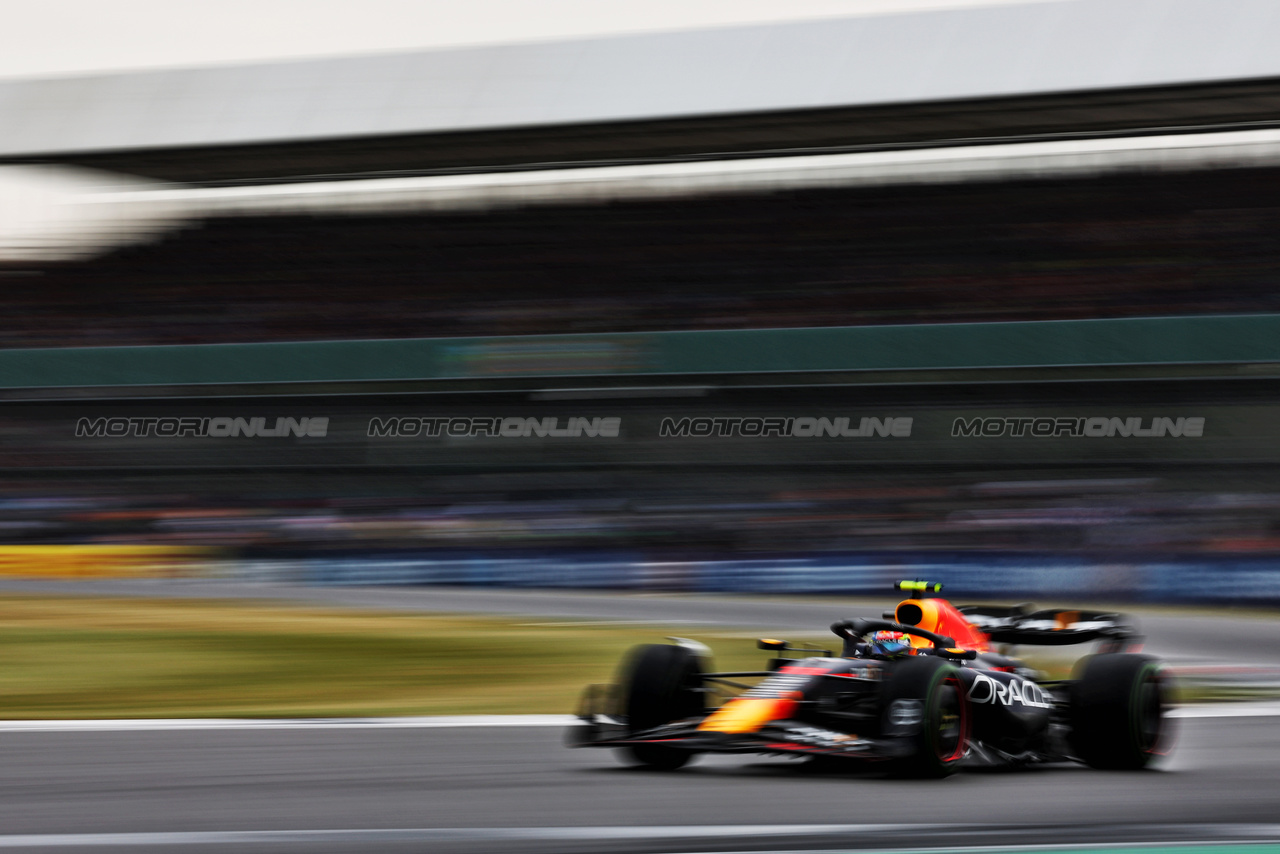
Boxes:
[569,581,1173,777]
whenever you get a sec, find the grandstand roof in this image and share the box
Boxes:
[3,0,1280,158]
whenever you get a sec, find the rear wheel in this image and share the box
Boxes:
[1070,653,1173,770]
[621,643,704,769]
[881,656,969,778]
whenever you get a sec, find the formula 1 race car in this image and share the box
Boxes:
[568,581,1173,777]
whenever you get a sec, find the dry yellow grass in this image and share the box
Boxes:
[0,594,770,719]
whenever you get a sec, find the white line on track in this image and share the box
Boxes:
[0,714,578,732]
[0,702,1272,732]
[1169,702,1280,718]
[0,825,918,849]
[0,824,1279,850]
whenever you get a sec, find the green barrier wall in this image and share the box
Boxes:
[2,314,1279,388]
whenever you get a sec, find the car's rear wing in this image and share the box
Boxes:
[957,605,1142,649]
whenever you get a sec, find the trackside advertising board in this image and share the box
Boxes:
[14,378,1280,470]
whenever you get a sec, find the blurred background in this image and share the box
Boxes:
[3,0,1280,605]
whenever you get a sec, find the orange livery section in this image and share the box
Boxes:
[697,696,798,734]
[894,589,990,653]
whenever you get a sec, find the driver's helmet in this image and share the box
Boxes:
[870,630,912,656]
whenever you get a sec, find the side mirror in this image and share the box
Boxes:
[925,647,978,661]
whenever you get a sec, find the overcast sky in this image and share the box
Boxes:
[0,0,1057,80]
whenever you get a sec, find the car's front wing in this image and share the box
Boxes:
[567,713,910,762]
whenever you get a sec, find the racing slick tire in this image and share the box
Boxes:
[881,655,969,778]
[621,643,704,770]
[1069,653,1173,770]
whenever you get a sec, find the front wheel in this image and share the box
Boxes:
[1070,653,1173,770]
[881,656,969,778]
[620,643,704,769]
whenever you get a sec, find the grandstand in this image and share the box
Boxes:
[7,168,1280,348]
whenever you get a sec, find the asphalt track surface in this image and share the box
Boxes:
[1,713,1279,853]
[0,580,1279,853]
